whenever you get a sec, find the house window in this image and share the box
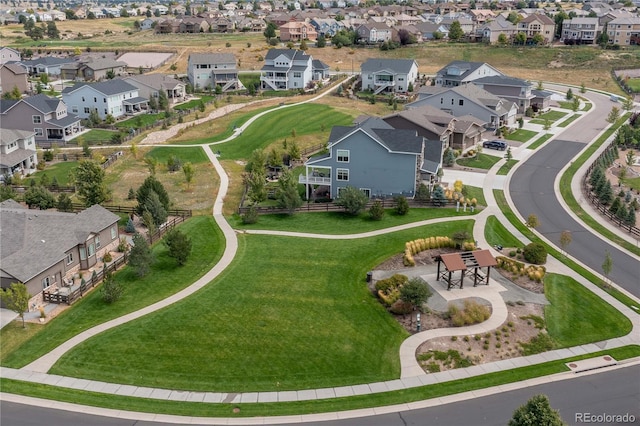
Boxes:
[337,149,349,163]
[93,97,97,102]
[80,246,86,260]
[104,98,106,103]
[88,243,95,257]
[360,188,371,198]
[32,115,41,124]
[66,252,73,265]
[95,235,101,249]
[82,97,85,102]
[294,72,301,78]
[42,276,52,289]
[84,107,91,114]
[104,109,108,115]
[72,106,78,113]
[440,98,443,104]
[459,99,464,106]
[111,226,117,240]
[337,168,349,181]
[34,128,43,136]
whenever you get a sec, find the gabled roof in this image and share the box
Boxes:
[123,74,184,91]
[62,80,138,96]
[20,56,76,67]
[81,57,127,71]
[264,49,311,62]
[188,52,236,64]
[361,58,417,74]
[520,13,555,25]
[436,61,503,81]
[312,59,330,71]
[1,63,28,75]
[474,75,533,88]
[410,84,516,117]
[0,202,119,283]
[328,117,423,155]
[24,94,63,113]
[0,129,35,146]
[421,139,443,174]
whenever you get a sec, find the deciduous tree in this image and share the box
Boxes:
[73,160,109,207]
[509,394,566,426]
[0,283,30,328]
[399,278,432,311]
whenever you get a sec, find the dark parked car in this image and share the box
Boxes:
[483,140,508,151]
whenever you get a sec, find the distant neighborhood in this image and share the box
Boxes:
[0,0,638,47]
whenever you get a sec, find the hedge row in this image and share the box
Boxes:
[496,256,546,282]
[403,236,476,266]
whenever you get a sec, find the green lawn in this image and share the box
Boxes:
[505,129,537,143]
[622,176,640,190]
[230,207,478,233]
[24,160,78,186]
[528,133,553,150]
[212,104,352,159]
[239,73,260,90]
[49,221,474,392]
[456,153,501,170]
[582,102,593,111]
[483,215,522,249]
[1,216,224,368]
[493,189,640,312]
[80,129,118,144]
[497,159,518,176]
[529,110,568,125]
[115,113,163,129]
[557,100,574,110]
[464,185,486,207]
[557,114,580,128]
[146,146,210,165]
[545,274,631,347]
[3,346,639,417]
[173,95,215,111]
[626,78,640,92]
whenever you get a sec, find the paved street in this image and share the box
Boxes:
[509,88,640,296]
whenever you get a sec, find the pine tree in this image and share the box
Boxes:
[599,180,613,205]
[616,204,628,221]
[128,233,153,277]
[626,206,636,226]
[609,196,622,214]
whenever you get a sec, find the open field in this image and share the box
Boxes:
[3,19,639,94]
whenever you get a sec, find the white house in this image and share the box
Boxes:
[0,47,20,64]
[62,80,148,120]
[434,61,504,87]
[187,53,242,92]
[0,129,38,177]
[361,58,419,95]
[260,49,313,91]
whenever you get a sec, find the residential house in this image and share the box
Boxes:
[0,63,28,95]
[60,58,127,82]
[310,17,345,37]
[561,17,601,44]
[361,58,419,95]
[62,80,148,121]
[210,17,233,33]
[383,105,485,151]
[155,19,182,33]
[477,16,517,44]
[121,74,185,104]
[140,18,156,30]
[260,49,313,91]
[531,89,553,112]
[473,75,535,114]
[88,7,106,18]
[299,117,439,199]
[434,61,503,87]
[0,47,20,64]
[470,9,497,26]
[0,201,120,311]
[187,53,242,92]
[442,17,474,35]
[356,21,393,43]
[0,94,82,146]
[279,21,318,41]
[312,59,331,81]
[415,21,448,40]
[0,129,38,177]
[407,84,518,129]
[606,17,640,46]
[20,57,76,77]
[517,14,555,44]
[180,17,210,33]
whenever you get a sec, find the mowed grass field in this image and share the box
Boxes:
[3,18,639,94]
[49,221,473,392]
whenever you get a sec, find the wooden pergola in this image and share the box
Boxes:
[435,250,498,290]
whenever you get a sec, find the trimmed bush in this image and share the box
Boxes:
[523,242,547,265]
[449,300,491,327]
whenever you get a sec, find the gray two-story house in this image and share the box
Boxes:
[473,75,535,114]
[0,129,38,177]
[187,53,242,92]
[0,94,83,146]
[434,61,503,87]
[299,118,442,200]
[361,58,419,95]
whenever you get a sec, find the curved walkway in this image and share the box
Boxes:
[3,81,640,423]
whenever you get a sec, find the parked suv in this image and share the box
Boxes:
[482,140,508,151]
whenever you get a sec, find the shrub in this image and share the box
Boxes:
[394,195,409,215]
[102,252,112,263]
[523,242,547,264]
[520,332,555,355]
[368,200,385,221]
[241,204,259,224]
[117,237,128,253]
[449,300,491,327]
[451,336,458,341]
[389,300,412,314]
[43,150,54,161]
